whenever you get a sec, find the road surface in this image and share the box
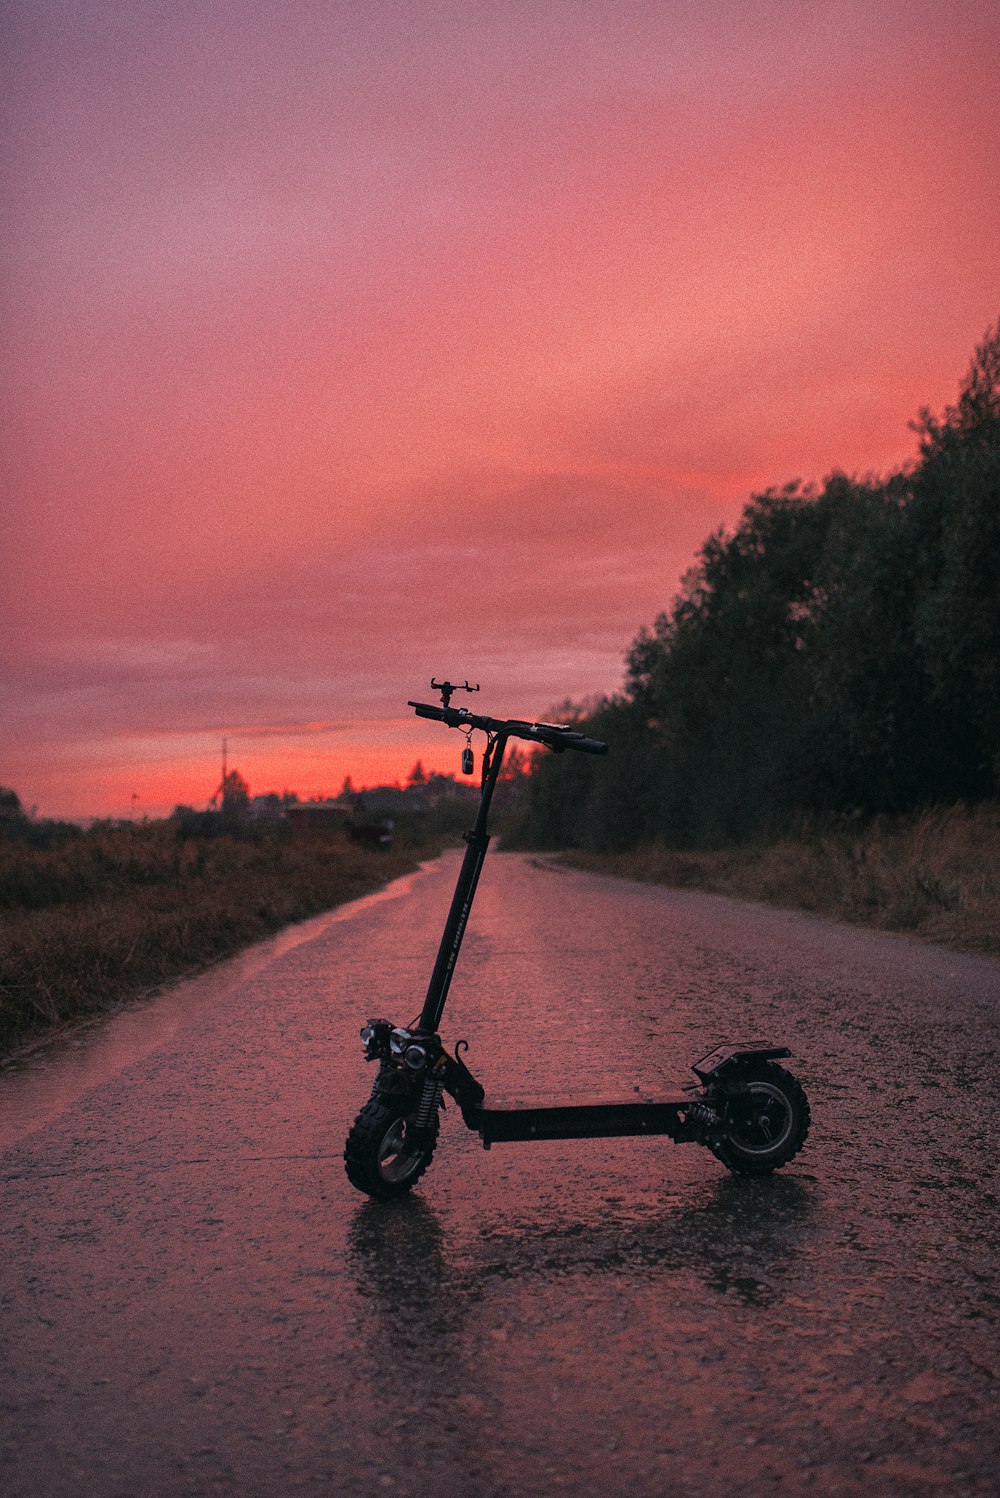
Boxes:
[2,851,999,1496]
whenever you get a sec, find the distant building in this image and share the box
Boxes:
[347,818,395,849]
[353,785,427,817]
[284,801,350,834]
[248,793,287,827]
[423,772,479,808]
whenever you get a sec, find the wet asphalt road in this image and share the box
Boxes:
[2,850,999,1497]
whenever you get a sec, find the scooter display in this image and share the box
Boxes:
[344,681,810,1200]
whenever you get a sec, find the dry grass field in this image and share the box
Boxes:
[561,804,1000,957]
[0,820,451,1054]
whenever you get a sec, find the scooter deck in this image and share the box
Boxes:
[473,1092,694,1146]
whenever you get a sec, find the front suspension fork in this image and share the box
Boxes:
[412,1074,443,1130]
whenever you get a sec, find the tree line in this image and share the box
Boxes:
[518,322,1000,850]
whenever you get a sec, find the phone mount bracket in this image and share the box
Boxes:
[431,678,480,708]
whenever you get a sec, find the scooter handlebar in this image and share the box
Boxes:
[410,702,453,723]
[546,731,608,755]
[408,701,608,755]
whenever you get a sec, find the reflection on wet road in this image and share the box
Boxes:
[2,852,998,1496]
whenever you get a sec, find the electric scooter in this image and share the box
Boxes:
[344,681,810,1200]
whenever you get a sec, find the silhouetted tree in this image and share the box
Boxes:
[513,320,1000,849]
[908,321,1000,789]
[0,787,25,822]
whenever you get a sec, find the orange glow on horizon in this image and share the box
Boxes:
[62,740,474,825]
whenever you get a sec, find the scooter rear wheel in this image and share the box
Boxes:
[344,1094,439,1199]
[712,1062,810,1176]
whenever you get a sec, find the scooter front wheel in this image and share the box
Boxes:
[711,1062,810,1176]
[344,1094,439,1199]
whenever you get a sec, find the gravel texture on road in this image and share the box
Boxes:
[2,851,998,1497]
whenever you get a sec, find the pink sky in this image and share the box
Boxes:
[3,0,999,817]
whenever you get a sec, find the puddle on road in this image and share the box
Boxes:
[0,864,431,1152]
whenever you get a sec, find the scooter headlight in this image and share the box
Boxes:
[360,1019,392,1059]
[403,1043,428,1070]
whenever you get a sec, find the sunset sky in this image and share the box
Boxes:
[4,0,999,818]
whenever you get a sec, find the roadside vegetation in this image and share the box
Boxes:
[0,808,465,1055]
[506,323,1000,955]
[557,804,1000,955]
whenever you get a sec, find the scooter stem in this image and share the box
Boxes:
[418,732,509,1033]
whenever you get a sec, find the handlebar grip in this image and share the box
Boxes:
[561,733,608,755]
[409,700,448,722]
[531,726,608,754]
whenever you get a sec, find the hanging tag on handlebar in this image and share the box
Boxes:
[462,744,474,775]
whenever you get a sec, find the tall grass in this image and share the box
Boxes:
[0,820,453,1054]
[560,804,1000,956]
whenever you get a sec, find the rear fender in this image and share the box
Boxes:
[691,1043,792,1084]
